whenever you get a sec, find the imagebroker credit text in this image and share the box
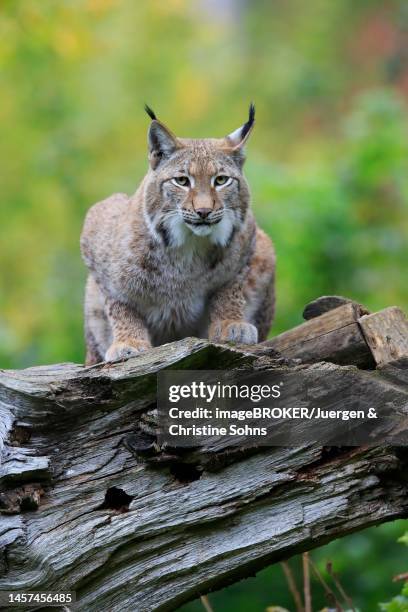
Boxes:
[157,370,402,447]
[168,406,373,423]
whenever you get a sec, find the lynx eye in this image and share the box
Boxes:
[173,176,190,187]
[214,175,230,187]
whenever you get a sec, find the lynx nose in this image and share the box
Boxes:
[196,208,212,220]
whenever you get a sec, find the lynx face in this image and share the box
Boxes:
[143,106,255,248]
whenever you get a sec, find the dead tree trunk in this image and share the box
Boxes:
[0,298,407,611]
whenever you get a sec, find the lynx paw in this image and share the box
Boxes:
[209,320,258,345]
[105,340,151,362]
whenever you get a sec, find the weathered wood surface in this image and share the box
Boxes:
[261,300,408,369]
[262,302,375,367]
[0,323,408,611]
[359,306,408,366]
[302,295,369,321]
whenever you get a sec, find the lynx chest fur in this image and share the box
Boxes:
[81,105,275,364]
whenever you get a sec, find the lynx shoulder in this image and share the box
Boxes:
[80,104,275,365]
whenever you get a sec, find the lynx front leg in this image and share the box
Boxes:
[105,299,151,361]
[208,281,258,345]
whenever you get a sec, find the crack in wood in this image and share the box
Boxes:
[0,301,407,611]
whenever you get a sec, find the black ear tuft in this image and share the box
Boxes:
[144,104,157,121]
[241,102,255,140]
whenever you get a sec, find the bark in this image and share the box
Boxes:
[0,301,407,612]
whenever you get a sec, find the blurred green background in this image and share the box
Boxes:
[0,0,407,609]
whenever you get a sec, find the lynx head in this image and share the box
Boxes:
[143,104,255,248]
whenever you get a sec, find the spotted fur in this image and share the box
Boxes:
[80,108,276,364]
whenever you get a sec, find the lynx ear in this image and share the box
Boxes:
[226,103,255,149]
[145,105,179,169]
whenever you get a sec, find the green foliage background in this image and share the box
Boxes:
[0,0,407,609]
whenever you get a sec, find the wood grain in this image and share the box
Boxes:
[302,295,369,320]
[0,335,407,611]
[359,307,408,366]
[262,303,375,367]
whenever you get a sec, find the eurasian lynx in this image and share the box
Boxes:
[80,105,275,365]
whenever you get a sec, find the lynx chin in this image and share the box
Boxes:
[80,104,276,364]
